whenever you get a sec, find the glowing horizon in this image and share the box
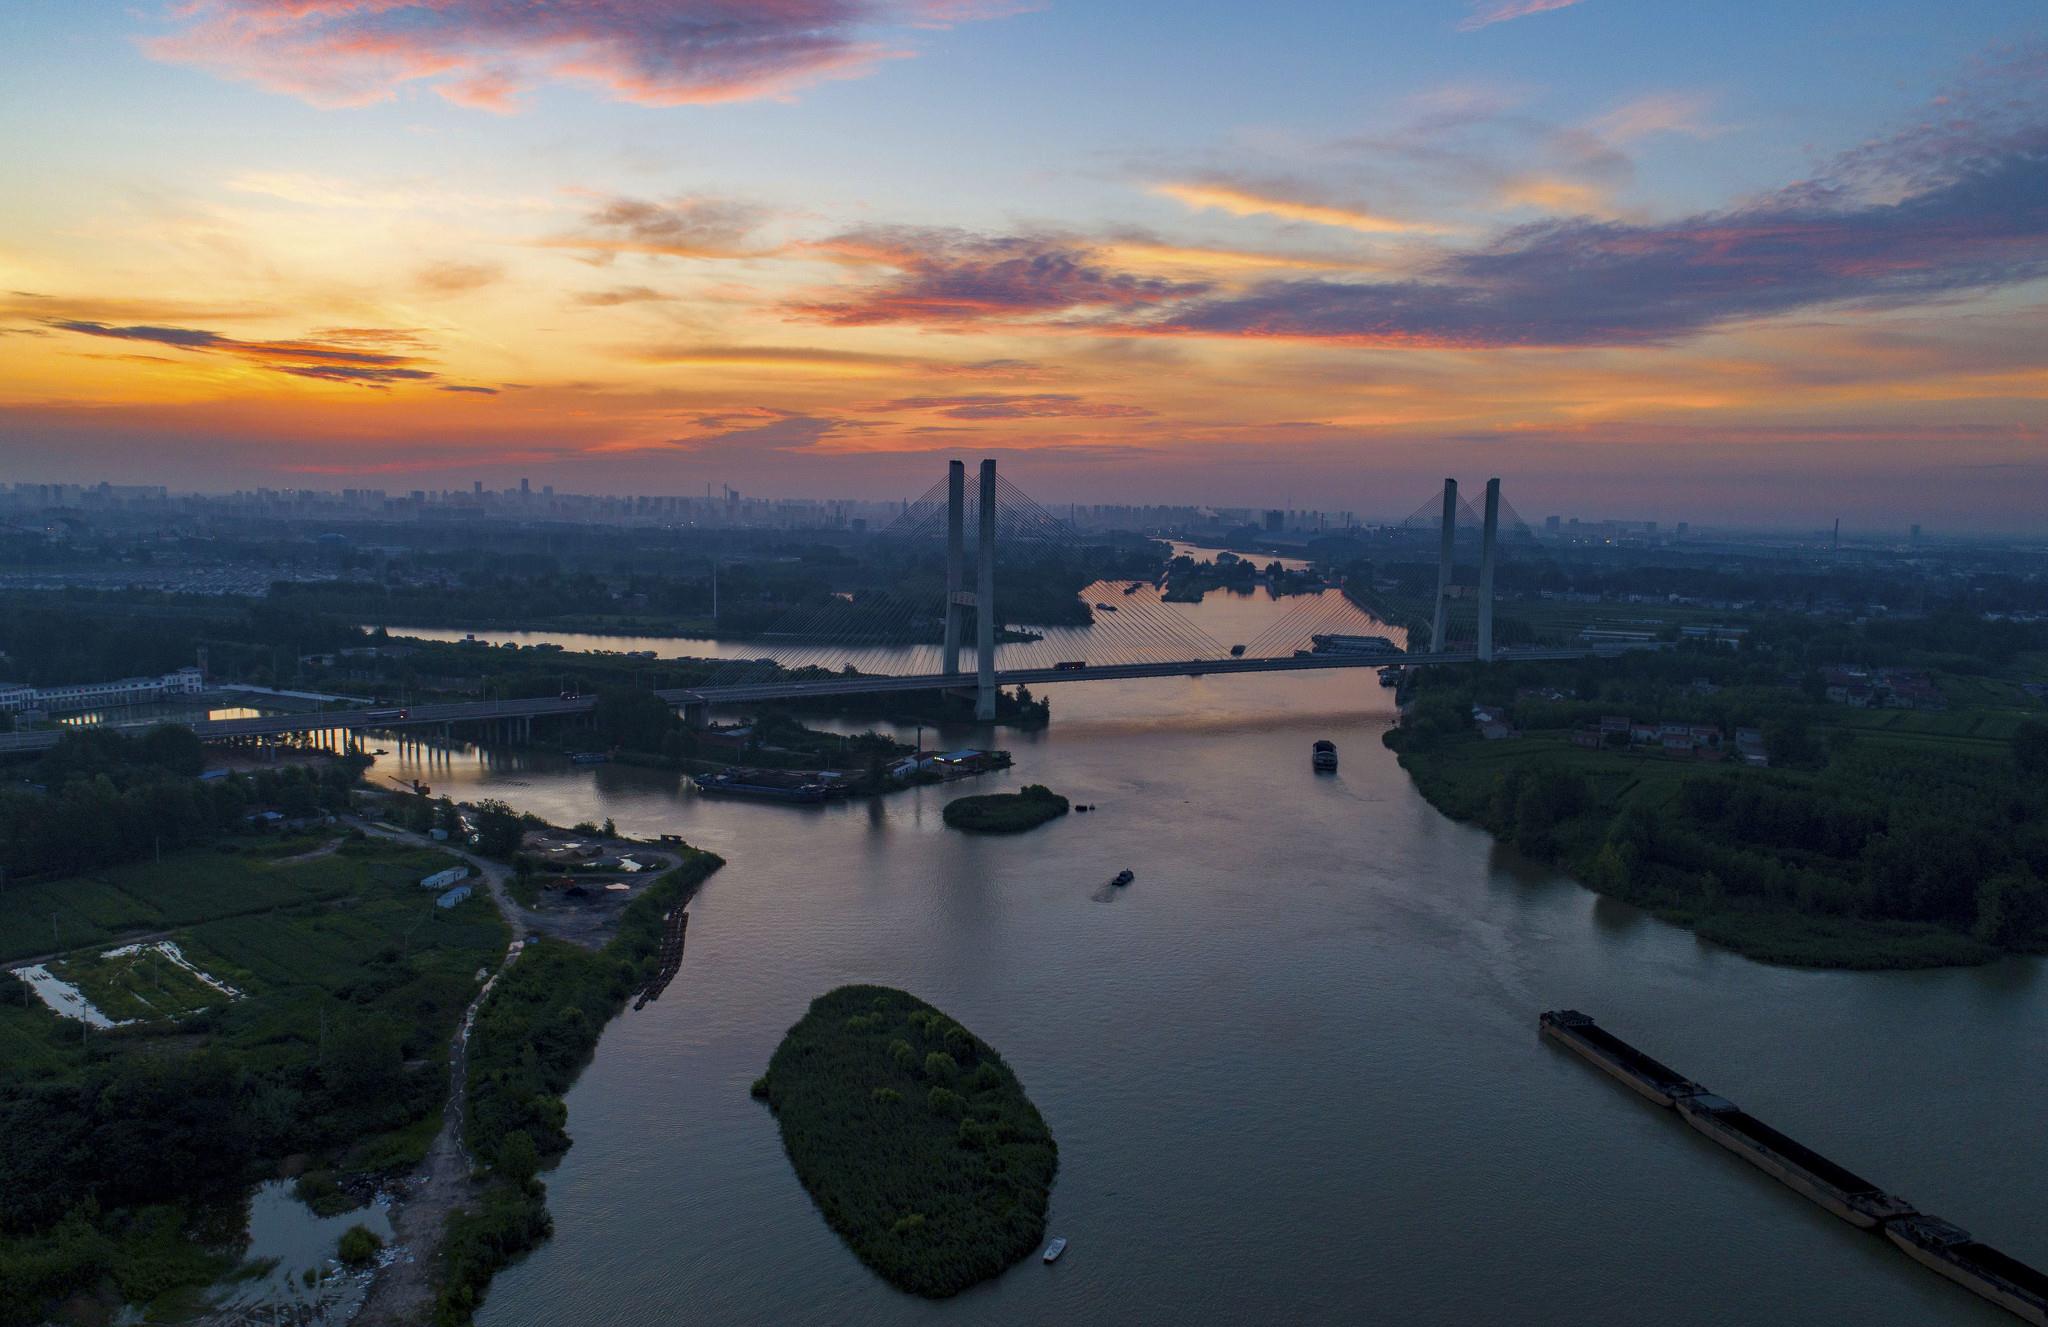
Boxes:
[1,4,2044,528]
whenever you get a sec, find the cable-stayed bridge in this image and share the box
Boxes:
[0,464,1615,754]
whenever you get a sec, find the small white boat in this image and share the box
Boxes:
[1042,1237,1068,1263]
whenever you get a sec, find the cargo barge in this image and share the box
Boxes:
[1885,1217,2048,1327]
[1541,1010,2048,1323]
[1538,1009,1704,1106]
[1674,1093,1916,1228]
[694,768,836,803]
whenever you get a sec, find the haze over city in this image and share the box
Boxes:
[3,8,2048,1327]
[4,3,2045,527]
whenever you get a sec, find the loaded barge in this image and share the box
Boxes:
[1674,1093,1916,1229]
[1541,1009,2048,1325]
[1886,1217,2048,1327]
[1538,1009,1703,1106]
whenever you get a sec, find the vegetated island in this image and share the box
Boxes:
[751,986,1057,1298]
[941,784,1069,833]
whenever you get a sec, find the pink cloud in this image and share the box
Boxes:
[144,1,1006,110]
[1458,0,1587,32]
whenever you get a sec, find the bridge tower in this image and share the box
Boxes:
[975,458,998,720]
[940,458,1000,719]
[1431,477,1457,653]
[1478,477,1500,662]
[943,459,965,677]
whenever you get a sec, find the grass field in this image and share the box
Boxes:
[0,838,418,963]
[4,838,505,1104]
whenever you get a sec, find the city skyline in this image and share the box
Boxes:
[3,4,2045,527]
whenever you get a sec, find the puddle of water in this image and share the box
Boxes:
[206,1180,398,1321]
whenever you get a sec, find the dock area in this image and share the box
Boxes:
[1539,1009,2047,1326]
[633,908,688,1011]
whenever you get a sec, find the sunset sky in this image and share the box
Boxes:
[2,2,2044,528]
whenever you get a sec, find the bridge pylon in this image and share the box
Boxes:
[938,457,1000,719]
[1431,477,1457,653]
[1478,477,1500,662]
[974,458,998,720]
[943,459,965,677]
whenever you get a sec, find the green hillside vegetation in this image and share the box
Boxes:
[752,986,1057,1298]
[0,838,507,1325]
[1389,651,2048,969]
[941,784,1069,833]
[436,846,723,1326]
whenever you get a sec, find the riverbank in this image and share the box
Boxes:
[751,986,1057,1298]
[1390,734,2005,969]
[425,847,724,1324]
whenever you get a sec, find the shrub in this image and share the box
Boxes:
[337,1224,383,1265]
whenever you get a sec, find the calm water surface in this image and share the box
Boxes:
[364,591,2039,1327]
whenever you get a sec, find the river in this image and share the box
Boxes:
[354,588,2040,1327]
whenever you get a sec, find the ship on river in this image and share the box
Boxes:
[1538,1009,1703,1106]
[695,767,839,804]
[1674,1093,1918,1229]
[1885,1216,2048,1326]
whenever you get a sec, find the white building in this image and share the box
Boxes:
[0,667,205,714]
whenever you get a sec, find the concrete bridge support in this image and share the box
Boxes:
[975,458,998,721]
[944,458,965,678]
[1431,477,1457,653]
[1478,477,1500,663]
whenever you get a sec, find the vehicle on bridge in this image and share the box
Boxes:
[363,708,409,721]
[1230,644,1247,656]
[1054,660,1088,671]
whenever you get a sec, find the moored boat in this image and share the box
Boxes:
[1538,1009,1705,1107]
[1674,1093,1917,1229]
[1312,739,1338,771]
[1111,869,1134,887]
[1042,1236,1067,1263]
[1885,1216,2048,1326]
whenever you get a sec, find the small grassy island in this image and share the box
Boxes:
[752,986,1057,1297]
[941,784,1069,834]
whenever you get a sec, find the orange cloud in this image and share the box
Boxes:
[1148,182,1449,235]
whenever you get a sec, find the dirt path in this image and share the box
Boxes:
[271,834,347,865]
[348,818,529,1326]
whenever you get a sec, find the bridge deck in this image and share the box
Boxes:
[0,646,1614,753]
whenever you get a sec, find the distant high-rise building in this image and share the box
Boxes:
[473,480,483,496]
[520,477,530,495]
[1676,521,1689,537]
[1545,515,1560,533]
[1263,509,1284,532]
[1910,523,1922,543]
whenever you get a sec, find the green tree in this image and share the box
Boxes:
[496,1130,541,1185]
[473,799,524,858]
[591,688,676,750]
